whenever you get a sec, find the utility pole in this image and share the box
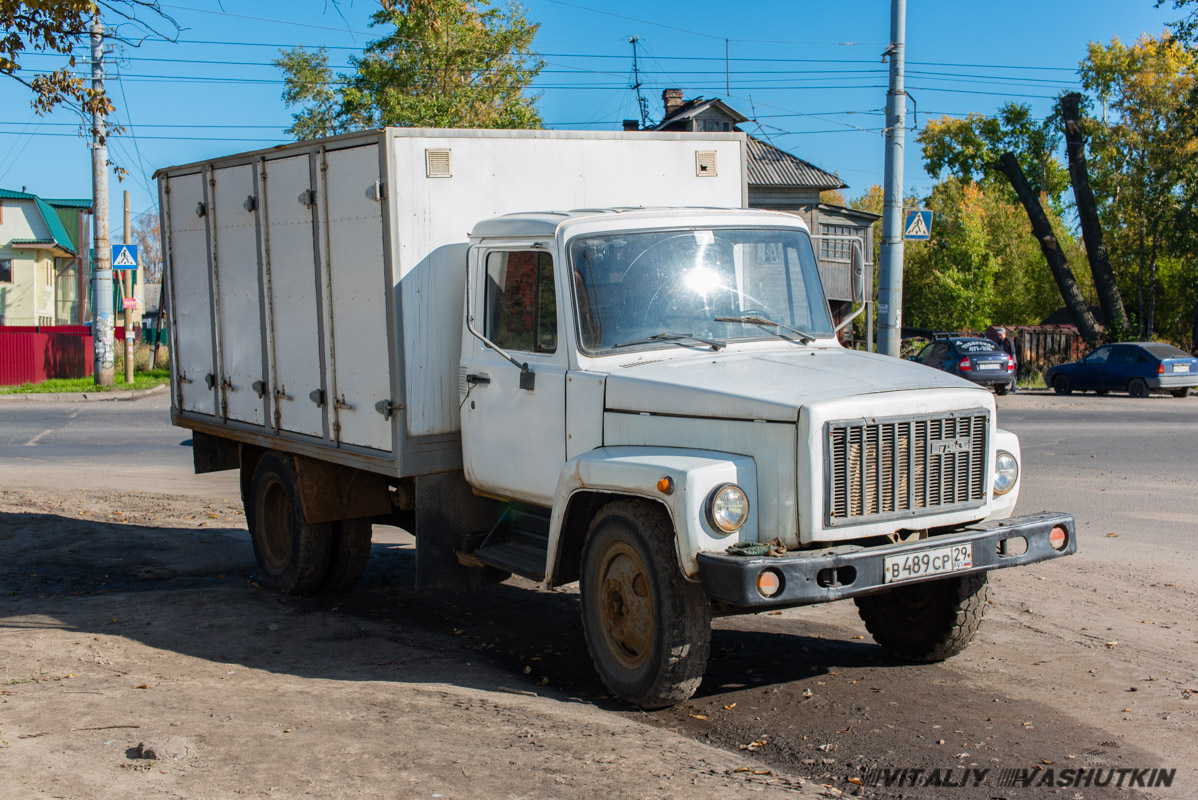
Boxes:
[629,37,650,129]
[123,190,134,383]
[91,16,114,386]
[877,0,906,358]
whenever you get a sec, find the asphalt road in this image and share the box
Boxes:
[1,390,1194,799]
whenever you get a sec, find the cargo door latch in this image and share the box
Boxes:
[374,399,404,420]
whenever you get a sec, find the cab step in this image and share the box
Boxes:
[472,504,551,581]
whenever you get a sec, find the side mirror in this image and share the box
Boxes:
[850,240,865,305]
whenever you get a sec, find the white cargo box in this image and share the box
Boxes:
[158,128,746,478]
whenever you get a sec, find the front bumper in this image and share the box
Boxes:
[697,512,1075,609]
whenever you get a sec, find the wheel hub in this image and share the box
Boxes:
[597,544,653,670]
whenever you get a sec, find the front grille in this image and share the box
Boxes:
[825,411,988,527]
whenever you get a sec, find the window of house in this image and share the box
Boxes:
[484,250,557,353]
[45,260,53,286]
[699,119,732,132]
[0,259,12,283]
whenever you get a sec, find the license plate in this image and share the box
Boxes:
[976,362,1001,370]
[884,543,973,584]
[1173,364,1190,373]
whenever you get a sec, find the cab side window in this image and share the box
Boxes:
[484,251,557,353]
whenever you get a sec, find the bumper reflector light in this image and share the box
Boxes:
[756,569,782,598]
[1049,526,1067,550]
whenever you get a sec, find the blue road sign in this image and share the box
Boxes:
[903,209,933,240]
[112,244,139,270]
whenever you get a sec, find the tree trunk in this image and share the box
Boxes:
[997,152,1103,342]
[1060,93,1127,330]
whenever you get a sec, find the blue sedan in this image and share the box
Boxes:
[1045,342,1198,398]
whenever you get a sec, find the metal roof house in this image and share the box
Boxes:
[627,90,879,342]
[0,188,92,326]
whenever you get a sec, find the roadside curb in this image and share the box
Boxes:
[0,383,168,404]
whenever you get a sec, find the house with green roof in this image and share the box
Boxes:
[0,188,92,325]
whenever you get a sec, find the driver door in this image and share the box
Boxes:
[1073,346,1111,391]
[461,245,567,507]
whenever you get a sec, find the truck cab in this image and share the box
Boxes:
[454,207,1073,707]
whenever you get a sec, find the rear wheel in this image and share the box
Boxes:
[580,499,711,709]
[249,451,333,594]
[855,573,989,662]
[1128,378,1149,398]
[1171,387,1191,398]
[1052,375,1072,395]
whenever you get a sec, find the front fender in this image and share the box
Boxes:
[546,446,759,583]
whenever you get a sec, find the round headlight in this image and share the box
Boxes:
[708,484,750,533]
[994,450,1018,495]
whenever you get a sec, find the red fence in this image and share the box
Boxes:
[0,329,95,385]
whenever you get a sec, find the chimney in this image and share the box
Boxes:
[622,119,639,131]
[662,88,684,118]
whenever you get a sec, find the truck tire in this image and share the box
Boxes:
[854,572,989,662]
[249,451,334,594]
[1128,378,1149,398]
[322,518,373,590]
[579,499,711,709]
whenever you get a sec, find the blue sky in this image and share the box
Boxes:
[0,0,1179,224]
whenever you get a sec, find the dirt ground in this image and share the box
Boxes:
[1,393,1196,799]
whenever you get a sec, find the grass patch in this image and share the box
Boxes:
[0,369,169,395]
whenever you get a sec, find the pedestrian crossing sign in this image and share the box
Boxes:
[112,244,138,270]
[903,209,933,240]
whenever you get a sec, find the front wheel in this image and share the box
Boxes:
[1128,378,1149,398]
[580,499,711,709]
[854,573,989,662]
[1052,375,1072,395]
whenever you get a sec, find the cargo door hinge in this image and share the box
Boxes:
[204,373,216,390]
[333,394,354,411]
[367,180,385,201]
[252,380,266,398]
[309,389,326,407]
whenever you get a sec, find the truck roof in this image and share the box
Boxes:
[469,206,806,239]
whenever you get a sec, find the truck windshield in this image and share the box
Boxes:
[568,227,833,355]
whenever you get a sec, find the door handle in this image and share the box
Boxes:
[466,373,491,385]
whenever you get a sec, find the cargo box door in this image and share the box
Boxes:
[212,164,266,426]
[262,154,325,439]
[321,145,393,452]
[167,172,216,415]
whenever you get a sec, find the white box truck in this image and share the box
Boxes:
[157,128,1075,709]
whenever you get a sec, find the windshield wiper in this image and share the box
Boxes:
[613,332,725,351]
[714,311,816,344]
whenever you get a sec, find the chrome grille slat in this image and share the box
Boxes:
[825,411,989,527]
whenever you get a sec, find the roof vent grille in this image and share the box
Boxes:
[425,148,452,178]
[695,150,718,177]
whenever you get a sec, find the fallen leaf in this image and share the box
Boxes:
[283,728,292,733]
[1106,532,1118,537]
[1105,641,1119,648]
[851,635,864,640]
[848,777,863,785]
[133,684,148,690]
[723,703,737,710]
[689,714,709,720]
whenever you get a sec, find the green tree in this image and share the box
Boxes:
[918,104,1071,209]
[275,0,544,136]
[1080,33,1198,340]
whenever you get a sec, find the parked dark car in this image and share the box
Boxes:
[913,336,1015,394]
[1045,342,1198,398]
